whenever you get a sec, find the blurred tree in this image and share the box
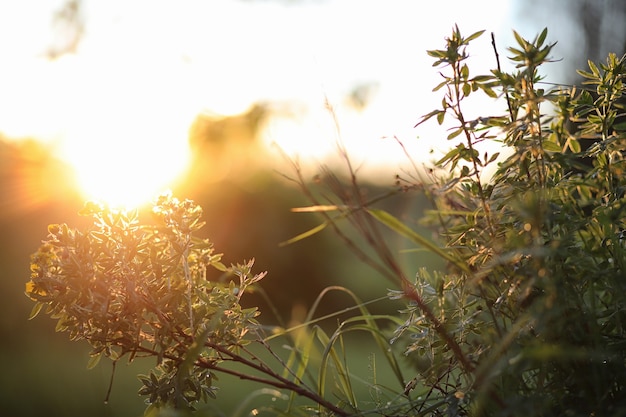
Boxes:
[571,0,626,64]
[182,103,377,322]
[518,0,626,78]
[46,0,84,59]
[187,103,270,185]
[346,81,379,111]
[181,100,431,320]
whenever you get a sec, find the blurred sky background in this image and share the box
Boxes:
[0,0,611,207]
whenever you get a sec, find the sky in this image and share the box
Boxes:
[0,0,569,207]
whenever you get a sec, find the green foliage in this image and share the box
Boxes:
[26,194,263,411]
[286,27,626,416]
[388,28,626,416]
[25,26,626,416]
[25,194,405,417]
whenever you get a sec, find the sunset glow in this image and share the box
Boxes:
[0,0,516,208]
[0,50,197,209]
[51,54,195,208]
[60,132,191,209]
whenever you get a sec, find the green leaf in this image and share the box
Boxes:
[465,30,485,43]
[427,49,447,59]
[567,137,581,153]
[488,152,500,164]
[432,79,449,92]
[367,209,470,273]
[447,128,464,140]
[588,60,600,77]
[28,302,44,320]
[536,27,548,48]
[416,109,444,127]
[612,121,626,131]
[316,327,356,408]
[437,110,446,125]
[461,64,470,79]
[315,288,405,387]
[576,69,595,79]
[86,352,103,370]
[55,316,68,332]
[462,82,472,97]
[542,140,562,152]
[279,222,328,247]
[212,260,228,272]
[436,146,462,166]
[471,75,493,83]
[282,326,316,410]
[482,86,498,98]
[512,30,526,49]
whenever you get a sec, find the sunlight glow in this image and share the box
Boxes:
[60,134,190,209]
[0,0,514,208]
[50,53,195,209]
[0,50,198,209]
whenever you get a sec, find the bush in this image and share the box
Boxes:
[26,27,626,416]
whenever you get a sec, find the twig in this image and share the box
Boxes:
[491,32,515,123]
[104,359,117,404]
[204,342,352,417]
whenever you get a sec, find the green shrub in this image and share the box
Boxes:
[26,27,626,416]
[409,26,626,416]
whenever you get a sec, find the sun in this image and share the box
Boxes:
[42,54,199,209]
[62,137,191,209]
[55,115,193,210]
[56,94,194,209]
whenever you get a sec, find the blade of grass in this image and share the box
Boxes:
[367,208,470,273]
[279,221,328,247]
[306,287,406,387]
[281,327,317,413]
[231,389,288,417]
[291,205,345,212]
[316,326,357,410]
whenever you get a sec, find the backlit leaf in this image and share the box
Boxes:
[279,222,328,247]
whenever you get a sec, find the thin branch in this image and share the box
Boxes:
[491,32,515,123]
[204,342,352,417]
